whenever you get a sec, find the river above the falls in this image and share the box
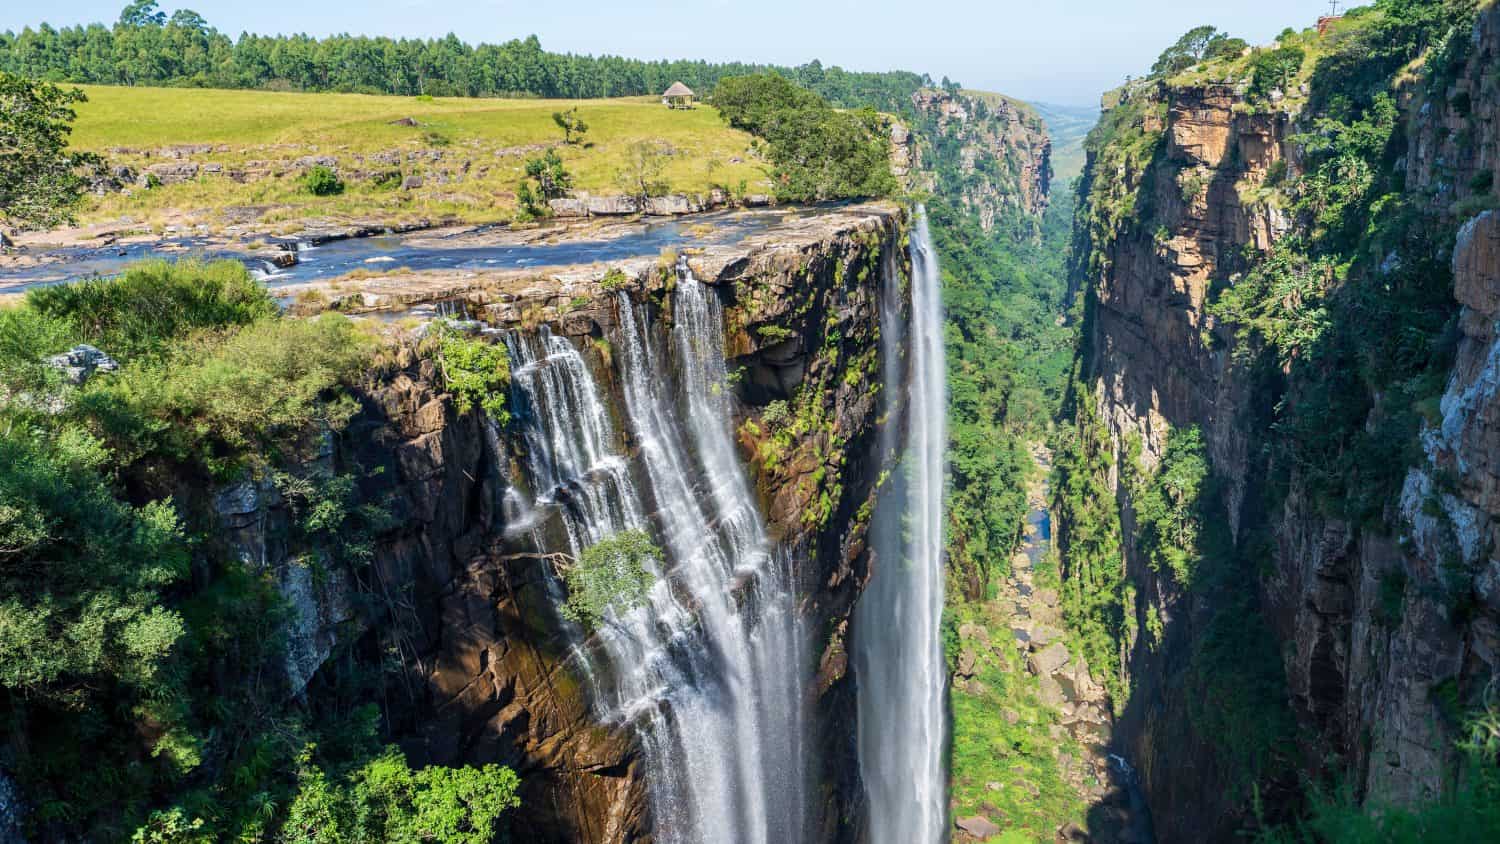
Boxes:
[0,205,844,294]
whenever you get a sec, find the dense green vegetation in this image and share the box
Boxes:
[1048,369,1126,704]
[932,196,1074,600]
[712,74,897,202]
[0,262,519,840]
[0,2,926,111]
[0,71,96,230]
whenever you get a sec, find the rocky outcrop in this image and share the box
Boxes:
[903,89,1052,230]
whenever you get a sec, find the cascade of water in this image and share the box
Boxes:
[501,269,809,842]
[854,206,949,843]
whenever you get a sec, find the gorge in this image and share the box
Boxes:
[3,1,1500,842]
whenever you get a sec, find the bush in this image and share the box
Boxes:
[433,326,511,424]
[517,149,572,219]
[282,745,520,844]
[561,530,660,629]
[301,165,344,196]
[24,259,276,362]
[1250,45,1306,98]
[82,313,374,474]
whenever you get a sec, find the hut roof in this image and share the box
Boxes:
[663,82,695,97]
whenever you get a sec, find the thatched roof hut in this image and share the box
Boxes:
[662,82,696,109]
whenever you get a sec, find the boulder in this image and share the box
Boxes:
[1028,641,1070,677]
[146,162,200,184]
[548,197,588,218]
[644,194,696,215]
[586,195,640,216]
[744,194,774,207]
[957,648,978,677]
[1058,821,1091,842]
[401,174,424,190]
[1038,674,1067,708]
[956,816,1002,839]
[958,621,992,647]
[46,344,119,385]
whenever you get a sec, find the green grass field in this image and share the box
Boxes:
[66,85,774,230]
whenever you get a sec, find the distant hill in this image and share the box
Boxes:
[1032,102,1098,185]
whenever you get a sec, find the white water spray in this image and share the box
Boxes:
[855,206,949,843]
[502,266,810,843]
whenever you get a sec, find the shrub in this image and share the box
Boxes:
[517,149,572,219]
[301,165,344,196]
[1250,45,1306,98]
[433,326,511,424]
[82,313,374,473]
[283,745,520,844]
[600,268,632,291]
[560,530,660,629]
[551,107,588,145]
[25,259,276,361]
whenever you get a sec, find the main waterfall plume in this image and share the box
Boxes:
[503,265,810,843]
[855,206,949,843]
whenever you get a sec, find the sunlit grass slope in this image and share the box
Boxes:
[66,85,774,229]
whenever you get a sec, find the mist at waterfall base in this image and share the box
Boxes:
[501,263,808,842]
[854,208,949,843]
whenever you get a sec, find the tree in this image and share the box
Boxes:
[118,0,167,27]
[0,72,96,232]
[1249,44,1306,98]
[1151,25,1232,76]
[615,140,671,202]
[516,149,572,219]
[560,530,660,629]
[551,106,588,145]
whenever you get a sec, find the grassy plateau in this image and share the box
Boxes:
[64,85,775,231]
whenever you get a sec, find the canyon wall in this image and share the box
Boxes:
[895,89,1052,231]
[1066,6,1500,840]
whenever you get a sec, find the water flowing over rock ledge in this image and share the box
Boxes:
[211,199,911,842]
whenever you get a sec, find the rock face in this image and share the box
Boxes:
[220,203,909,842]
[902,89,1052,230]
[1065,6,1500,840]
[45,344,119,384]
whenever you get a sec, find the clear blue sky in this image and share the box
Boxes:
[1,1,1346,107]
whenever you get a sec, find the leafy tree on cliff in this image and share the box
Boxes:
[712,74,896,201]
[1150,26,1245,76]
[0,72,96,232]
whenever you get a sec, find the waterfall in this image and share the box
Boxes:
[502,265,810,843]
[855,206,949,843]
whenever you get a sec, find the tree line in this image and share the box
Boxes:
[0,1,928,112]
